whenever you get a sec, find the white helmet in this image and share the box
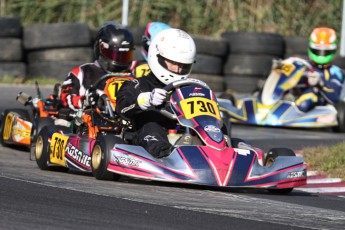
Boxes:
[148,28,196,85]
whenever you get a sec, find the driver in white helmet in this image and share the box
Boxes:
[116,28,196,158]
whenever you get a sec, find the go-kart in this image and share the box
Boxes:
[34,73,134,172]
[218,57,345,131]
[0,82,61,150]
[34,78,307,194]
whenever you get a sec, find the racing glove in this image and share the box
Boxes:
[307,70,323,87]
[271,59,283,69]
[137,88,167,110]
[85,90,99,107]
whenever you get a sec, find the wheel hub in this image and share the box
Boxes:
[35,136,43,160]
[92,145,102,170]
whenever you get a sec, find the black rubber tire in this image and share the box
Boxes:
[193,54,223,75]
[91,134,123,180]
[333,56,345,70]
[284,35,308,57]
[0,62,26,79]
[23,23,92,50]
[35,125,70,170]
[230,138,247,148]
[192,35,228,57]
[133,45,145,62]
[218,92,236,105]
[224,54,276,76]
[332,100,345,132]
[0,17,22,38]
[0,108,31,147]
[30,117,55,156]
[127,26,145,46]
[265,148,296,194]
[0,38,23,61]
[27,47,93,64]
[265,147,296,166]
[189,74,225,92]
[27,61,85,81]
[224,74,264,94]
[221,32,285,57]
[221,112,232,137]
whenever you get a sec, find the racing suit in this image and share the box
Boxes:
[115,73,177,158]
[60,61,108,111]
[60,60,135,111]
[295,62,344,112]
[132,60,151,78]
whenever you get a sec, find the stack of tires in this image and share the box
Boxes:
[0,17,26,79]
[24,23,93,81]
[190,35,228,92]
[284,35,308,59]
[221,32,285,93]
[128,26,146,62]
[127,27,229,92]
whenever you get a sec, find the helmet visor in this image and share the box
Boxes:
[157,55,193,75]
[309,48,336,57]
[100,45,133,64]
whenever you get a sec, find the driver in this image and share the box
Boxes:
[294,27,344,112]
[60,22,135,111]
[116,28,196,158]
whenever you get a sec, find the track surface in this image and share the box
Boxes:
[1,85,345,229]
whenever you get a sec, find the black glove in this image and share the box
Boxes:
[85,90,99,107]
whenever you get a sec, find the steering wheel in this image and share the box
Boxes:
[87,73,133,117]
[159,78,210,120]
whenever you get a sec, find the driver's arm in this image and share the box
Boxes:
[116,80,144,119]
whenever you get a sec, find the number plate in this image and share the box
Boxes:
[180,97,221,120]
[50,133,68,166]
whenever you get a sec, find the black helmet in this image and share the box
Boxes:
[94,23,134,73]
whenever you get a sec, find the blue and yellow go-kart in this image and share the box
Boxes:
[218,57,345,132]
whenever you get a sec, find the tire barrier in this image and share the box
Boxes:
[23,23,93,80]
[221,32,284,93]
[0,17,26,79]
[2,17,344,94]
[284,35,308,59]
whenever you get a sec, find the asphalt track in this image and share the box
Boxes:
[1,85,345,229]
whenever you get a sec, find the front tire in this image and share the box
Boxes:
[30,117,54,157]
[91,134,123,180]
[35,125,70,170]
[265,148,296,194]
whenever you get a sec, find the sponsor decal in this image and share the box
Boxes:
[204,125,221,132]
[144,135,158,142]
[112,151,142,167]
[187,78,207,87]
[287,169,307,179]
[114,156,141,167]
[235,148,250,156]
[121,104,135,113]
[189,87,205,97]
[65,143,91,167]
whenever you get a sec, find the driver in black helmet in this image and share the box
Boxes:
[60,22,135,111]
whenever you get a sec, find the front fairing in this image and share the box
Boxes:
[259,58,309,105]
[169,86,226,150]
[108,144,307,188]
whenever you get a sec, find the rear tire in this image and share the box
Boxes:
[265,148,296,194]
[91,135,123,180]
[332,101,345,132]
[0,108,31,147]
